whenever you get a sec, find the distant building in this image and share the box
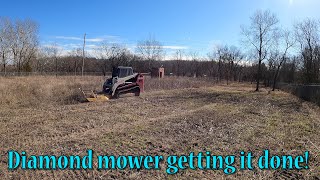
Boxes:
[151,67,165,78]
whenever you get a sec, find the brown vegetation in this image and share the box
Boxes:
[0,76,319,179]
[0,76,104,107]
[0,76,216,108]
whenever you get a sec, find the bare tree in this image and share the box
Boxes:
[270,30,295,91]
[294,18,319,83]
[69,48,82,75]
[206,51,217,78]
[241,10,279,91]
[213,45,226,82]
[81,33,86,76]
[174,49,184,76]
[0,17,11,75]
[136,36,164,70]
[34,48,49,73]
[190,51,201,77]
[43,43,61,76]
[96,43,131,75]
[212,45,230,82]
[211,45,243,84]
[8,18,39,73]
[228,46,244,83]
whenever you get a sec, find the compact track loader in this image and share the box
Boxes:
[80,66,144,102]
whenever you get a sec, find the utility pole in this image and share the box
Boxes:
[82,33,86,77]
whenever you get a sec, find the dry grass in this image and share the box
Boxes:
[0,76,104,107]
[143,76,215,91]
[0,76,215,108]
[0,76,319,179]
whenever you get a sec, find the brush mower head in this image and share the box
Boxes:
[85,94,110,102]
[79,88,110,102]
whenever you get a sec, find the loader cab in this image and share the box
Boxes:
[112,66,133,78]
[103,66,143,98]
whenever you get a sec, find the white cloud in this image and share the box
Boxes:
[50,48,98,57]
[134,45,189,50]
[61,43,81,49]
[42,44,61,49]
[86,44,98,48]
[40,42,101,57]
[54,43,98,50]
[55,36,82,41]
[42,43,68,51]
[54,35,119,43]
[49,36,195,58]
[86,38,105,42]
[163,45,189,50]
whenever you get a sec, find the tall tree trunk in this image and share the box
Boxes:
[256,60,262,91]
[55,57,58,77]
[272,66,280,91]
[256,33,263,91]
[2,53,6,76]
[218,57,222,82]
[74,59,77,76]
[272,58,285,91]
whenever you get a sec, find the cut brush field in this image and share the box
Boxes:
[0,76,319,179]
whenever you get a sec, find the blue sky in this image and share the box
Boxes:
[1,0,320,58]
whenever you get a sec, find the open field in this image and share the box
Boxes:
[0,76,319,179]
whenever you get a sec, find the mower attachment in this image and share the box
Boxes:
[79,88,110,102]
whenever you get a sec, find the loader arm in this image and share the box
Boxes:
[111,73,139,96]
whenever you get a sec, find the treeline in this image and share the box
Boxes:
[0,17,38,73]
[1,12,320,89]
